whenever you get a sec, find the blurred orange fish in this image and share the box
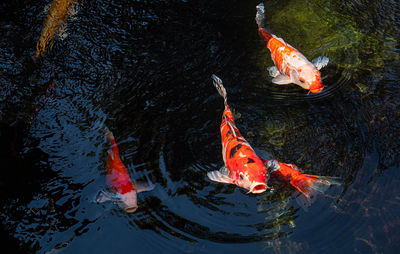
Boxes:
[34,0,77,58]
[96,127,154,213]
[256,3,329,93]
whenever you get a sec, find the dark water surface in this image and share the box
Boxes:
[1,0,399,253]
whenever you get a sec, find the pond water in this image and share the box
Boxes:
[1,0,399,253]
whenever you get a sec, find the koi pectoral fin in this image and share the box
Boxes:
[267,66,280,78]
[95,189,119,203]
[271,74,292,85]
[312,56,329,70]
[207,166,234,184]
[290,70,309,90]
[134,180,155,193]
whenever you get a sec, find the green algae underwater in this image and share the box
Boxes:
[0,0,399,253]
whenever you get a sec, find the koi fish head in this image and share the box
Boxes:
[236,162,268,194]
[296,66,324,93]
[299,73,324,93]
[119,190,138,213]
[304,69,324,93]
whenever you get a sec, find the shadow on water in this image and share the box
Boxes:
[0,0,399,253]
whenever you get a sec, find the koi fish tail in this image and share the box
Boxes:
[255,3,266,27]
[290,174,340,198]
[255,3,273,43]
[212,74,228,107]
[102,126,115,145]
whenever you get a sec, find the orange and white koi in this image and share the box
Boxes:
[96,127,154,213]
[256,3,329,93]
[263,159,339,198]
[207,75,269,194]
[34,0,77,58]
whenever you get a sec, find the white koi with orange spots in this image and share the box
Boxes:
[256,3,329,93]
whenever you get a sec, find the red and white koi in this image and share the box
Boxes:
[96,127,154,213]
[207,75,269,194]
[256,3,329,93]
[263,159,339,198]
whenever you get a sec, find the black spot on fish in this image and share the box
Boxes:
[226,130,232,137]
[229,144,242,158]
[247,158,255,164]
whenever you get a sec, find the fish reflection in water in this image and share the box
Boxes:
[96,127,155,213]
[34,0,78,58]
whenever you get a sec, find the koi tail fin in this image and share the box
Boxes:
[255,3,266,27]
[256,3,273,44]
[290,174,340,198]
[212,74,228,107]
[102,126,115,145]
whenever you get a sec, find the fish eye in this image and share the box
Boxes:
[239,173,244,180]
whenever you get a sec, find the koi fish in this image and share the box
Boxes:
[207,75,269,194]
[34,0,77,58]
[256,3,329,93]
[96,127,154,213]
[263,159,339,198]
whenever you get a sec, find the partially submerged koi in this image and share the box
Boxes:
[264,159,340,198]
[256,3,329,93]
[96,127,154,213]
[207,75,269,194]
[34,0,77,58]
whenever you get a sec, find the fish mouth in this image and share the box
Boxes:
[309,82,324,93]
[124,206,138,213]
[249,182,267,194]
[310,87,324,93]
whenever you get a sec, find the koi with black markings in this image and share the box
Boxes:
[207,75,269,194]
